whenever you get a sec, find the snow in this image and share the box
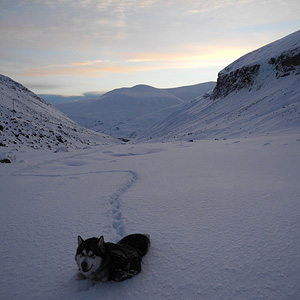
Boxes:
[139,30,300,142]
[55,82,215,138]
[220,30,300,75]
[0,74,118,150]
[1,134,300,300]
[139,73,300,142]
[1,30,300,300]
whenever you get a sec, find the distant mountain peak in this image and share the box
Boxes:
[56,82,215,139]
[131,84,156,91]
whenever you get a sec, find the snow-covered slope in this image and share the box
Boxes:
[0,74,117,156]
[164,81,216,101]
[55,82,215,138]
[139,30,300,142]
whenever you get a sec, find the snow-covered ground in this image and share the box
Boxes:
[1,133,300,300]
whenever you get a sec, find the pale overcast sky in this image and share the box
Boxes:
[1,0,299,96]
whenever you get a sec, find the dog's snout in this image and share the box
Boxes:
[81,261,88,269]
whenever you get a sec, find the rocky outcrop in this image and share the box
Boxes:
[211,31,300,101]
[211,49,300,100]
[268,49,300,78]
[212,64,260,100]
[139,30,300,142]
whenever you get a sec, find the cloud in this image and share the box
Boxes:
[18,61,158,77]
[139,0,157,8]
[33,0,96,8]
[1,0,299,96]
[96,0,115,10]
[16,42,252,79]
[24,82,64,90]
[125,44,252,66]
[71,60,103,66]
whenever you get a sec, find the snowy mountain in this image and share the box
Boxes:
[0,74,117,157]
[55,82,215,138]
[139,30,300,142]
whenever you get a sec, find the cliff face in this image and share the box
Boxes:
[212,64,260,100]
[269,49,300,78]
[138,30,300,142]
[211,31,300,101]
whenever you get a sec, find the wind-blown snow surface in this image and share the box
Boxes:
[1,134,300,299]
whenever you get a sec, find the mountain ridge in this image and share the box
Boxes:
[0,74,118,156]
[55,82,216,138]
[139,30,300,142]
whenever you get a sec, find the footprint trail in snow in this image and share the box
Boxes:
[8,147,139,241]
[108,170,138,239]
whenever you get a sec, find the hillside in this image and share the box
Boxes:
[0,74,117,158]
[55,82,215,138]
[139,30,300,142]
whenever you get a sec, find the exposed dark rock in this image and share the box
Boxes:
[268,49,300,78]
[56,135,65,143]
[0,158,11,163]
[212,64,260,100]
[118,138,130,142]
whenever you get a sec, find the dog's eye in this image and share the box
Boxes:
[89,254,96,259]
[80,253,85,257]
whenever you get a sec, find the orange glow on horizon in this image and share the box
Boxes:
[21,45,253,78]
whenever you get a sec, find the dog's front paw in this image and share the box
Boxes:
[76,272,87,280]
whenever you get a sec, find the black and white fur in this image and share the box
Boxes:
[75,233,150,282]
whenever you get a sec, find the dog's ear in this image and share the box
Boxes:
[78,235,84,246]
[97,236,105,253]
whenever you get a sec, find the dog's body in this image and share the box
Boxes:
[75,233,150,282]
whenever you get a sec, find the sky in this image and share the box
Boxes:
[0,0,300,98]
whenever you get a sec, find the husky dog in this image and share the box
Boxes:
[75,233,150,282]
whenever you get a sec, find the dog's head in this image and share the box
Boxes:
[75,235,105,278]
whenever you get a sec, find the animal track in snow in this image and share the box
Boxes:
[13,166,138,240]
[10,151,139,240]
[108,170,138,239]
